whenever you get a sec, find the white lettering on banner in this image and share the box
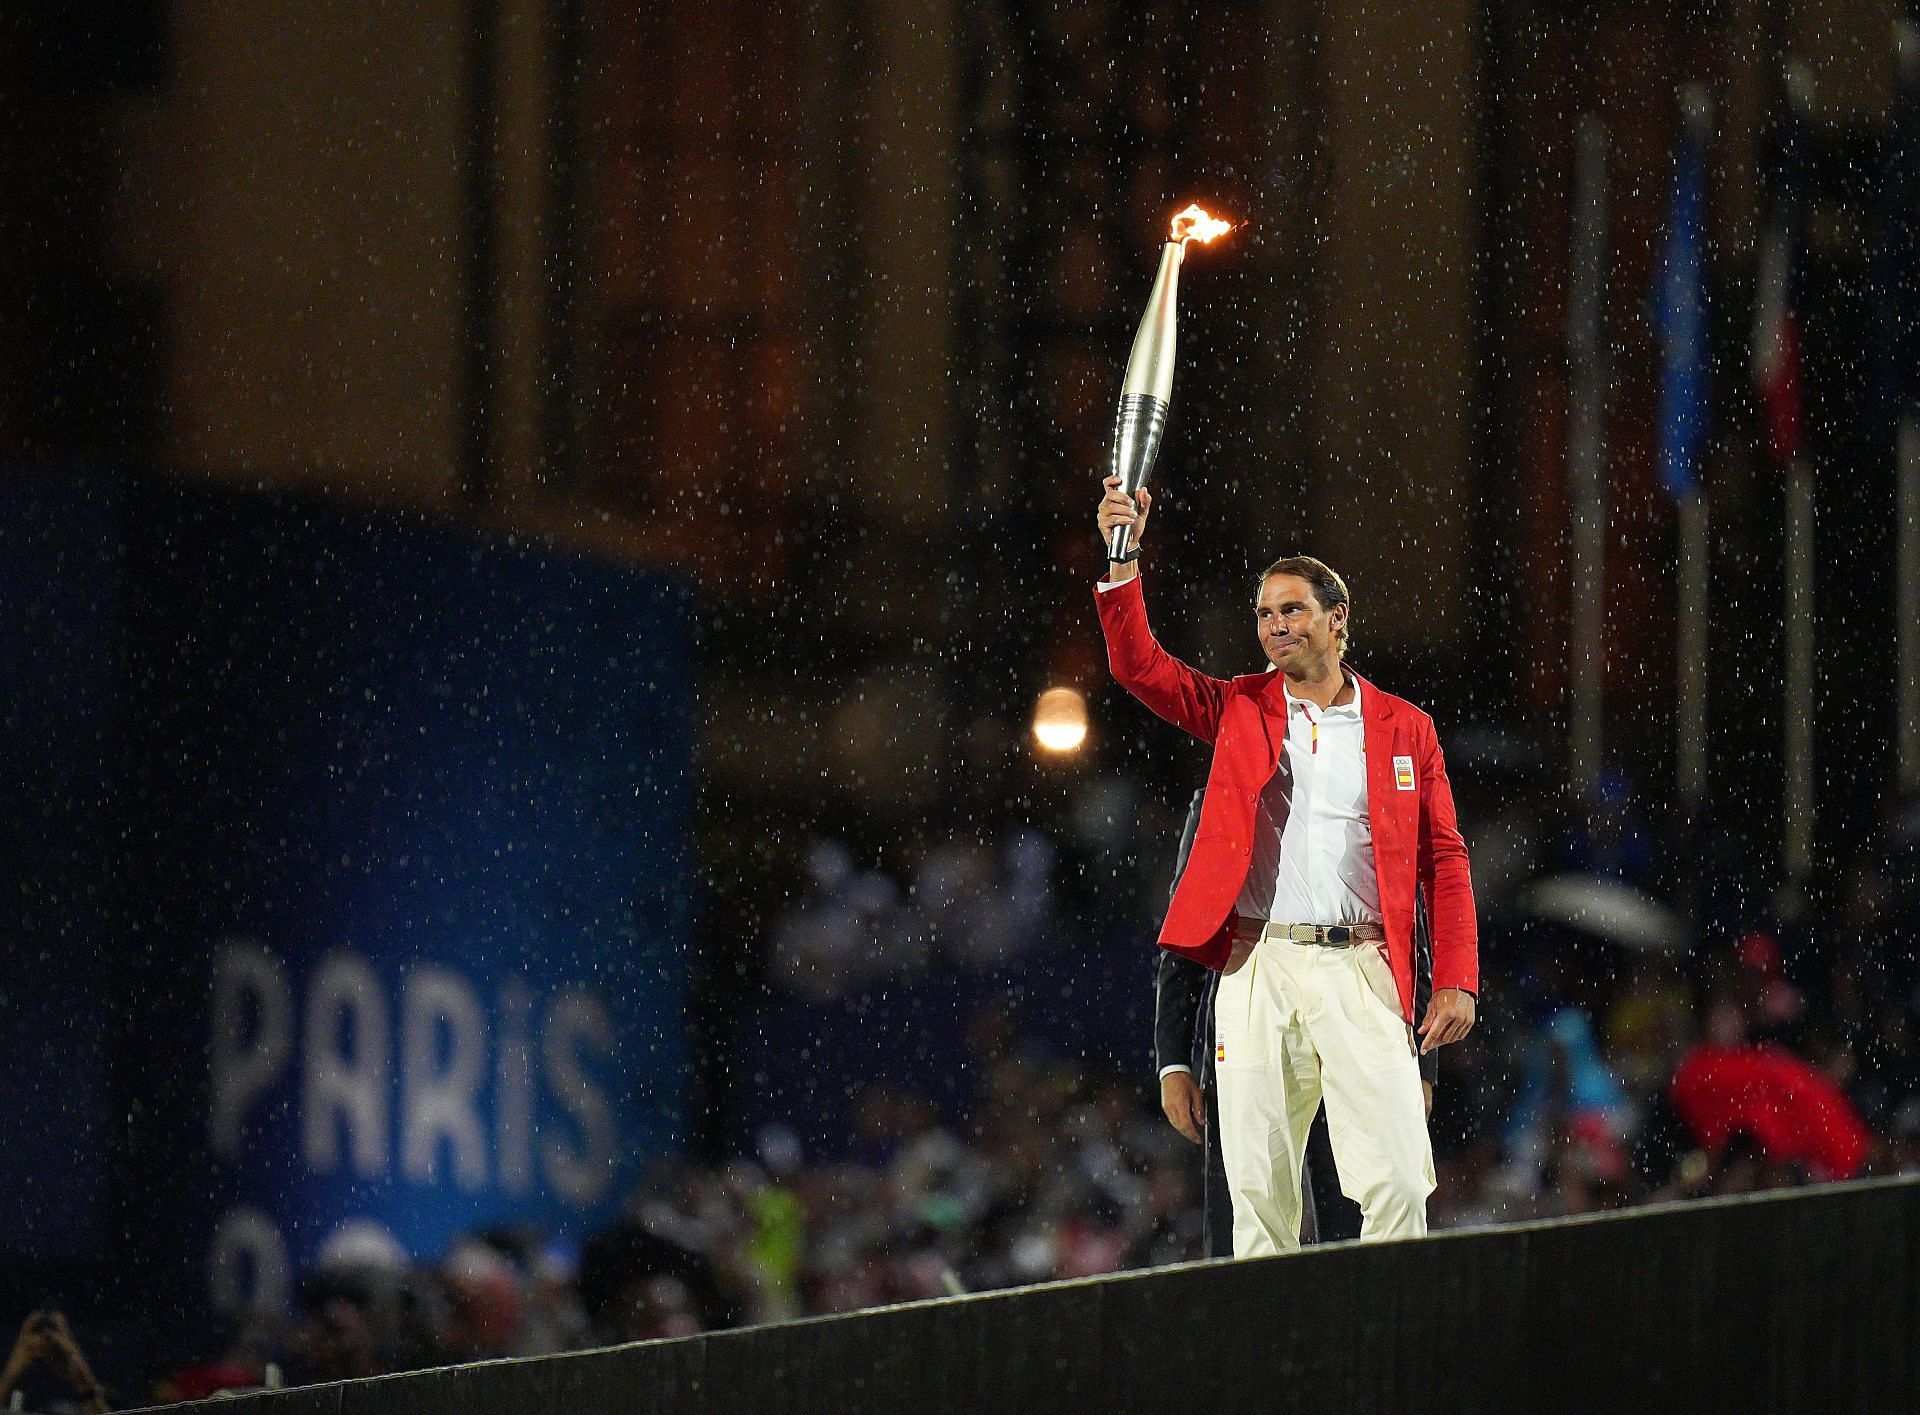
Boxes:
[496,980,537,1195]
[400,964,489,1191]
[303,949,390,1177]
[204,941,623,1204]
[210,941,292,1159]
[542,989,618,1207]
[208,1205,290,1315]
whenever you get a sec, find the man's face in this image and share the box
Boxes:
[1255,573,1345,677]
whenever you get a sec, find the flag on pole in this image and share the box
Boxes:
[1654,90,1711,501]
[1653,88,1715,835]
[1751,69,1809,468]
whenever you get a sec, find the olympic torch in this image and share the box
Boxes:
[1105,203,1233,562]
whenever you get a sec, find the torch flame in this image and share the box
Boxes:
[1170,203,1233,245]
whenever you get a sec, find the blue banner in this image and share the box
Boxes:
[2,470,695,1327]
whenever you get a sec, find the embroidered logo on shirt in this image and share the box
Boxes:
[1393,755,1416,790]
[1216,1042,1226,1063]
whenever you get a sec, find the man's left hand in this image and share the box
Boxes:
[1417,987,1475,1054]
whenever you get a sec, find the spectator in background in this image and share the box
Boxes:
[145,1313,280,1404]
[909,828,1055,971]
[2,1312,109,1414]
[494,1237,592,1357]
[1669,992,1871,1184]
[1602,957,1694,1099]
[284,1281,384,1387]
[770,839,918,1002]
[1502,1008,1632,1200]
[769,829,1058,1003]
[435,1241,524,1364]
[1554,767,1660,890]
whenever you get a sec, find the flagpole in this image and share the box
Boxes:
[1782,61,1815,887]
[1900,413,1920,794]
[1674,86,1713,831]
[1784,451,1816,881]
[1677,491,1710,819]
[1764,59,1816,891]
[1899,21,1920,797]
[1567,115,1610,801]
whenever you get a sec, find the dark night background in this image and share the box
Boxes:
[3,0,1919,1404]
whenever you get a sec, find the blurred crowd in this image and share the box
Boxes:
[1427,771,1920,1224]
[30,1059,1205,1407]
[12,774,1920,1409]
[766,829,1062,1000]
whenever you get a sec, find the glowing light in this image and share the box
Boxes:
[1170,203,1233,245]
[1032,687,1090,755]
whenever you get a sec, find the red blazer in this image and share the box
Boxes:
[1096,575,1478,1018]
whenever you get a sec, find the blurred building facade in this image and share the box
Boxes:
[0,0,1906,844]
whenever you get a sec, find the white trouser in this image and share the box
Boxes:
[1213,929,1435,1257]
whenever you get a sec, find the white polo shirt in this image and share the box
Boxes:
[1234,668,1381,927]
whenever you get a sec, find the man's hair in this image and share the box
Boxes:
[1255,555,1353,657]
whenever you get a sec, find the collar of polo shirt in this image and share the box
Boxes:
[1281,668,1361,718]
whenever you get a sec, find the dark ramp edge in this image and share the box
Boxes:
[139,1178,1920,1415]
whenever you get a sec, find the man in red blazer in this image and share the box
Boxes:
[1096,475,1478,1254]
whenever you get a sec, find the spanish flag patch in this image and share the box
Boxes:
[1216,1042,1226,1062]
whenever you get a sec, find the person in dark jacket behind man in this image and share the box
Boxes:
[1155,788,1438,1254]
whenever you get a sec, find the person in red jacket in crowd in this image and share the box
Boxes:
[1669,992,1871,1183]
[1095,475,1480,1255]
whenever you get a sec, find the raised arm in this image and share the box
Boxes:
[1093,475,1230,740]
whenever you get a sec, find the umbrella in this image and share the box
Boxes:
[1514,873,1691,952]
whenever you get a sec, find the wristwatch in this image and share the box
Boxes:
[1107,544,1142,564]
